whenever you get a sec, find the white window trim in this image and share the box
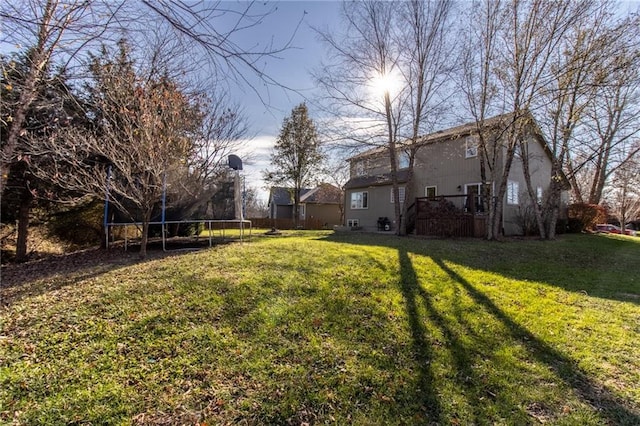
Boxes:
[425,186,437,198]
[350,191,369,210]
[390,186,405,203]
[536,186,543,204]
[465,136,478,158]
[465,182,482,195]
[347,219,359,227]
[507,180,519,205]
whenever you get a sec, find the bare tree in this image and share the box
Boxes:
[138,0,302,103]
[396,0,453,235]
[460,0,505,240]
[244,186,268,219]
[322,158,351,224]
[461,0,593,239]
[27,42,204,258]
[316,0,453,234]
[538,6,640,238]
[605,142,640,233]
[166,93,250,219]
[1,0,298,261]
[581,39,640,205]
[1,50,88,261]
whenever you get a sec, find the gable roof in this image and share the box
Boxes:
[268,187,312,206]
[347,112,516,162]
[344,111,571,190]
[300,184,342,204]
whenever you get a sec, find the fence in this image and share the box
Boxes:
[249,217,328,230]
[411,195,489,238]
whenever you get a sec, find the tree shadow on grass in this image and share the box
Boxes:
[428,255,640,425]
[396,249,446,424]
[321,232,640,305]
[398,248,524,424]
[319,233,639,423]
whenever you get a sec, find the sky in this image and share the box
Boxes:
[0,0,344,202]
[217,1,344,201]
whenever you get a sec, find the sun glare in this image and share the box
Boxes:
[369,70,402,99]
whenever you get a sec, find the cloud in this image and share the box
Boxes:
[231,135,276,200]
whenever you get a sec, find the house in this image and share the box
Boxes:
[344,113,568,236]
[268,184,343,227]
[268,187,311,220]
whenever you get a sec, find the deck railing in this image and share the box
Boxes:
[412,195,491,238]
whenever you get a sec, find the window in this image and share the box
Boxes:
[299,204,306,219]
[507,180,519,205]
[347,219,359,227]
[536,187,543,204]
[354,161,366,176]
[425,186,437,199]
[390,186,405,203]
[398,151,410,169]
[465,136,478,158]
[465,183,484,212]
[350,191,368,209]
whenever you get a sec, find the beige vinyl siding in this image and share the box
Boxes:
[350,154,390,177]
[412,137,484,198]
[503,134,553,235]
[346,117,560,237]
[306,204,341,227]
[345,186,397,231]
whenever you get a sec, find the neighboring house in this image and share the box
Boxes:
[344,113,569,236]
[268,184,342,227]
[268,187,311,220]
[299,183,343,226]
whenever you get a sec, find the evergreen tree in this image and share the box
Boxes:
[263,103,324,228]
[1,51,84,261]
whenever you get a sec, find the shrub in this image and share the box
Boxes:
[515,203,539,236]
[46,201,104,246]
[567,203,607,233]
[555,218,568,234]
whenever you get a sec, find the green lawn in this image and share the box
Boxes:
[1,232,639,425]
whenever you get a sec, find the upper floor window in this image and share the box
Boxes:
[398,151,410,169]
[354,161,366,176]
[465,136,478,158]
[536,186,543,204]
[390,186,405,203]
[350,191,368,209]
[507,180,519,205]
[514,143,522,158]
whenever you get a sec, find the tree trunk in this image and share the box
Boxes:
[491,186,505,240]
[588,139,612,204]
[139,210,152,259]
[15,189,33,263]
[399,165,415,236]
[293,188,300,229]
[520,141,546,239]
[544,165,565,240]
